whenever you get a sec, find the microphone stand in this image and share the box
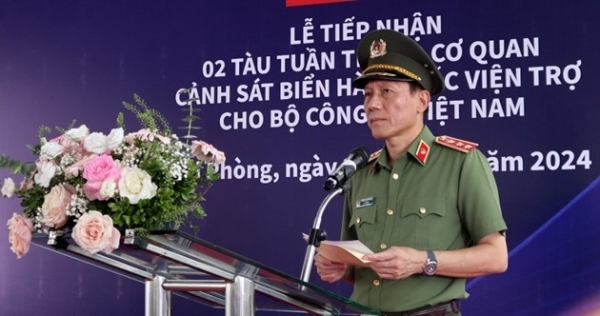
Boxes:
[300,183,351,283]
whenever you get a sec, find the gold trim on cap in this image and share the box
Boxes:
[363,64,422,82]
[364,72,397,77]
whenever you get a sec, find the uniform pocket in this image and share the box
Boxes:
[399,197,448,249]
[348,205,377,241]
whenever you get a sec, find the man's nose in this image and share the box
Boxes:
[365,94,382,111]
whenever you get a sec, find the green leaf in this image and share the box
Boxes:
[0,155,36,175]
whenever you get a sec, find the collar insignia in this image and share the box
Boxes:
[368,149,381,163]
[368,149,381,174]
[415,140,430,164]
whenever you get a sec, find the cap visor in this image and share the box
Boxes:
[352,74,414,89]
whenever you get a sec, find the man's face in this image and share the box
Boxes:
[363,80,429,140]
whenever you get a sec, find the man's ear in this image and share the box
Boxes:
[417,89,431,113]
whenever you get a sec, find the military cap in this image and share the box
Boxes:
[352,29,445,95]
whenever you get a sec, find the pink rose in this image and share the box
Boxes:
[71,211,121,254]
[40,183,76,228]
[7,213,34,259]
[82,155,121,201]
[64,154,97,178]
[82,155,121,183]
[190,140,226,164]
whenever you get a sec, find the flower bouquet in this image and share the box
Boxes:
[1,95,225,258]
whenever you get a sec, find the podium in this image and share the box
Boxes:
[32,230,379,316]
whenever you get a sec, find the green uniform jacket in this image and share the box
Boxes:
[341,126,507,312]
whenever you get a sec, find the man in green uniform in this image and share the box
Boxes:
[314,30,508,316]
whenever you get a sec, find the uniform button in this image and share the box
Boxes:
[392,173,399,180]
[419,207,426,214]
[373,279,380,286]
[380,243,387,250]
[356,217,361,224]
[386,209,394,215]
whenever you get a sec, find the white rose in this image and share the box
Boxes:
[1,178,16,197]
[34,161,57,188]
[84,132,108,154]
[118,167,157,204]
[65,125,90,141]
[99,179,117,200]
[106,128,124,151]
[40,142,64,159]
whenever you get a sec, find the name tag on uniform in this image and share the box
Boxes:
[356,197,375,208]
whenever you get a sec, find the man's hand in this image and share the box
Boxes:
[314,253,348,283]
[362,246,425,280]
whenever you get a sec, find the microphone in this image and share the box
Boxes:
[323,146,370,191]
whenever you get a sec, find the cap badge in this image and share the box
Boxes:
[369,39,387,58]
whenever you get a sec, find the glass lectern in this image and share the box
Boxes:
[32,230,379,316]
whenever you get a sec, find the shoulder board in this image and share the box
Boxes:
[435,136,478,153]
[368,149,381,163]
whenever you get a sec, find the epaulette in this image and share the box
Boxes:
[435,135,478,153]
[368,149,381,163]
